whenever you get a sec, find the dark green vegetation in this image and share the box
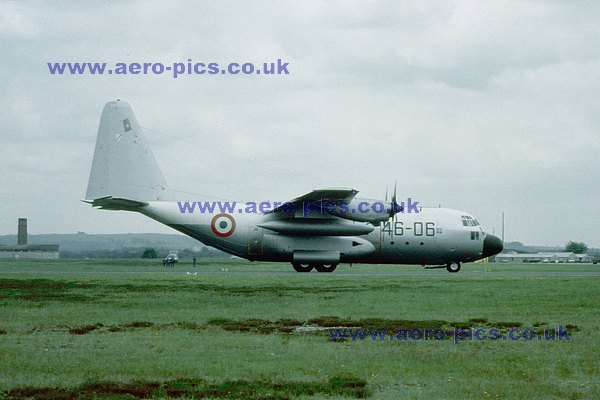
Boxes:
[4,374,368,400]
[0,279,93,302]
[0,259,598,399]
[141,248,158,259]
[565,240,588,254]
[58,317,554,337]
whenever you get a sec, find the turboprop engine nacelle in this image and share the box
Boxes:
[330,198,402,226]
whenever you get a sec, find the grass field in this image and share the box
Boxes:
[0,259,598,399]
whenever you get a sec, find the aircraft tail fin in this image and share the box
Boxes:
[85,100,168,201]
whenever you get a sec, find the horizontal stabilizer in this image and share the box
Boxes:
[82,196,148,211]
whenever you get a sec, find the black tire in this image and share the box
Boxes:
[314,263,338,273]
[292,262,314,272]
[446,262,461,273]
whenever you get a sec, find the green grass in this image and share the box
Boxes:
[0,259,598,399]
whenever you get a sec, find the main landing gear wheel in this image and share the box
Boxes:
[446,262,461,273]
[292,262,313,273]
[314,263,338,273]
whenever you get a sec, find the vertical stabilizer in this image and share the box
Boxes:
[85,100,168,201]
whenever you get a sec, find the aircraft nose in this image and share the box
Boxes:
[483,234,503,257]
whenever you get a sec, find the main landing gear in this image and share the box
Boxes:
[292,262,338,273]
[446,262,461,273]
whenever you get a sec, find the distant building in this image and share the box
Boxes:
[574,254,593,263]
[494,251,591,263]
[0,218,59,259]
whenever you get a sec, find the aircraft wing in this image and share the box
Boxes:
[269,187,359,214]
[261,188,374,236]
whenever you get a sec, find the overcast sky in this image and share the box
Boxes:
[1,1,599,247]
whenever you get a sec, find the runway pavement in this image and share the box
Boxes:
[0,263,598,277]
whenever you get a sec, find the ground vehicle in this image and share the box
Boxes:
[163,253,178,267]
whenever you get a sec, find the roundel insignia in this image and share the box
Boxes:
[211,213,236,238]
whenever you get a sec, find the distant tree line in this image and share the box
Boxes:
[60,246,228,259]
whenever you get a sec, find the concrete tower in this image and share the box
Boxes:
[18,218,27,245]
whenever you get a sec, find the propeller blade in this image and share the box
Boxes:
[389,181,402,217]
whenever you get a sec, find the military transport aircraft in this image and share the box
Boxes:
[85,100,503,273]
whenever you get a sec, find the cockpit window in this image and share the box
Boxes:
[461,215,480,227]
